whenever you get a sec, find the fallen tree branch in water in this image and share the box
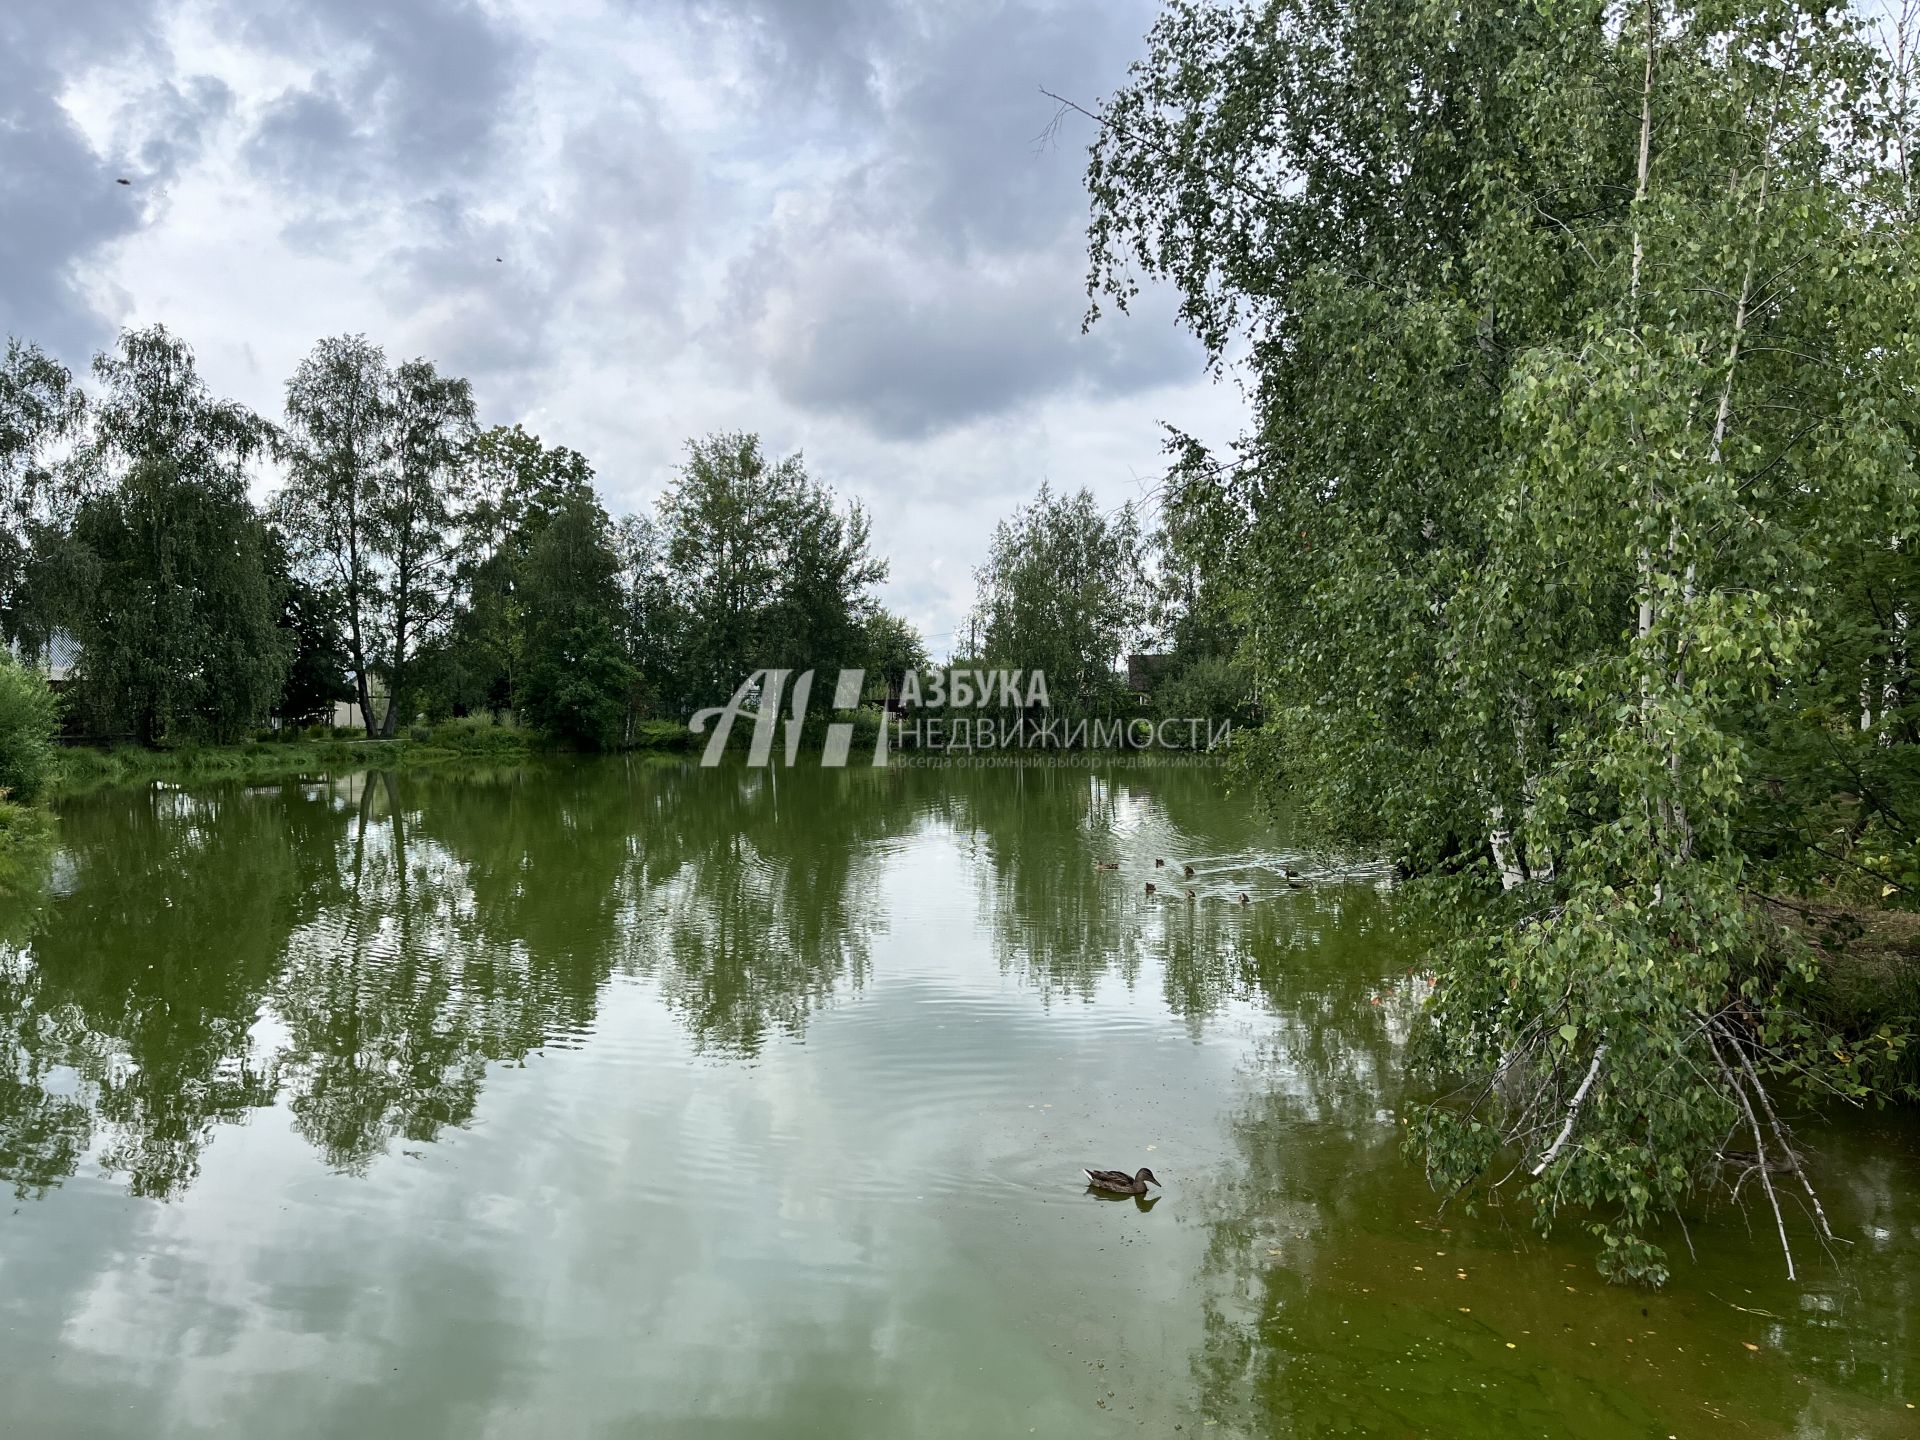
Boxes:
[1725,1018,1842,1248]
[1530,1043,1608,1177]
[1706,1022,1796,1280]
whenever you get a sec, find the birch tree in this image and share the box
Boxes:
[276,336,391,735]
[1082,0,1920,1280]
[374,359,473,734]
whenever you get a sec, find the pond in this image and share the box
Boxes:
[0,758,1915,1437]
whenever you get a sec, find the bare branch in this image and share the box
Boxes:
[1706,1023,1796,1281]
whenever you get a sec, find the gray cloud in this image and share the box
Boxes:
[715,0,1198,438]
[371,93,696,401]
[734,239,1191,441]
[667,0,902,114]
[235,0,521,194]
[0,0,181,359]
[5,0,1194,443]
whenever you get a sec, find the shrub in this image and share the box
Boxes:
[0,654,62,801]
[1151,654,1257,740]
[426,717,530,757]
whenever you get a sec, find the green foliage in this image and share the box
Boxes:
[861,608,929,701]
[645,433,888,712]
[275,334,478,737]
[0,338,84,641]
[439,422,599,715]
[1086,0,1920,1279]
[517,493,639,751]
[5,307,913,755]
[371,358,474,735]
[0,651,60,801]
[969,483,1144,714]
[1151,652,1256,735]
[64,329,290,745]
[267,532,354,724]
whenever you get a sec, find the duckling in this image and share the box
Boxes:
[1185,889,1196,901]
[1238,892,1250,906]
[1155,858,1166,869]
[1282,867,1300,879]
[1145,881,1157,896]
[1183,863,1195,878]
[1094,861,1119,871]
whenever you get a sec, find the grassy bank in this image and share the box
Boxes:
[48,717,696,795]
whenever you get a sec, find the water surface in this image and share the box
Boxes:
[1,759,1915,1436]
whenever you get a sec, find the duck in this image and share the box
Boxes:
[1155,858,1166,869]
[1145,881,1157,896]
[1084,1166,1161,1196]
[1238,892,1250,906]
[1183,863,1195,878]
[1185,889,1196,901]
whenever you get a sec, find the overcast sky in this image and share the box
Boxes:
[1,0,1245,656]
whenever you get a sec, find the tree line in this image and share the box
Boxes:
[0,327,920,754]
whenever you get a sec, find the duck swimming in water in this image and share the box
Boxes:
[1084,1166,1161,1196]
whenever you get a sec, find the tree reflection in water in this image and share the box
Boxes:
[0,760,942,1197]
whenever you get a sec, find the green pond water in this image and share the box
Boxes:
[0,758,1915,1437]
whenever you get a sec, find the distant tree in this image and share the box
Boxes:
[372,359,474,734]
[860,609,928,698]
[970,484,1143,713]
[658,433,886,710]
[440,423,597,715]
[65,327,288,743]
[275,335,391,735]
[1146,430,1247,664]
[518,492,638,749]
[764,482,886,680]
[267,533,353,725]
[612,510,684,718]
[0,338,84,643]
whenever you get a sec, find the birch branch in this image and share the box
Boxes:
[1730,1025,1839,1244]
[1707,1024,1796,1281]
[1531,1043,1608,1177]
